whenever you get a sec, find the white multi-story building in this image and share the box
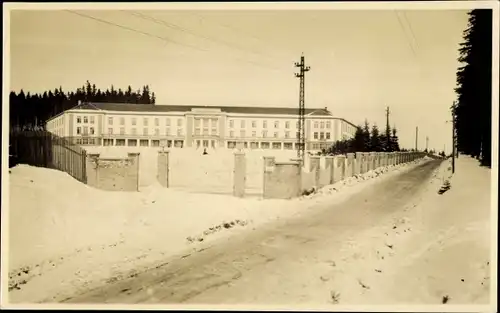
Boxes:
[46,102,357,151]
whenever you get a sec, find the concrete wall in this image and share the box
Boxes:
[86,153,140,191]
[262,151,426,199]
[263,161,302,199]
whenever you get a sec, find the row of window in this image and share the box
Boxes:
[228,130,333,140]
[226,141,300,150]
[313,132,332,140]
[228,120,337,130]
[76,116,95,124]
[107,116,184,127]
[102,138,185,148]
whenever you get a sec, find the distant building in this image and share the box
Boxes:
[45,102,357,151]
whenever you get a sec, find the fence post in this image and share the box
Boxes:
[355,152,363,175]
[233,151,246,198]
[128,152,141,192]
[325,156,335,184]
[157,150,170,187]
[309,156,320,187]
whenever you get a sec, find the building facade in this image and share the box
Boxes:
[46,102,357,151]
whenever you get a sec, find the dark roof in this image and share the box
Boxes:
[71,102,333,116]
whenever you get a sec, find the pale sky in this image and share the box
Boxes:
[8,7,471,152]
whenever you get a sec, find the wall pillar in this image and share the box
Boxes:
[233,151,246,198]
[347,153,355,177]
[355,152,363,175]
[86,153,100,188]
[309,155,320,187]
[325,156,335,184]
[157,150,170,187]
[127,152,140,191]
[263,156,276,197]
[337,155,346,181]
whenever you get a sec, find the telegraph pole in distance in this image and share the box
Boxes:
[385,106,391,150]
[295,53,311,159]
[415,126,419,151]
[452,103,456,173]
[426,136,429,151]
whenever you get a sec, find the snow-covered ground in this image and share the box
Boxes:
[293,156,493,306]
[6,154,428,304]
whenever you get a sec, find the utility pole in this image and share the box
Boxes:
[415,126,418,151]
[426,136,429,151]
[452,105,456,174]
[295,53,311,159]
[385,106,391,150]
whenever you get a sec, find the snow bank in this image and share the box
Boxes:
[6,156,430,304]
[302,156,492,305]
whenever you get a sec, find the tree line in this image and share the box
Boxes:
[452,9,492,167]
[9,80,157,130]
[322,120,401,155]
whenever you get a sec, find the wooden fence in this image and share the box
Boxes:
[9,131,88,184]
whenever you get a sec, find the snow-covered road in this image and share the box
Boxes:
[60,159,449,305]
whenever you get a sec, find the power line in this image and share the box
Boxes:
[65,10,209,53]
[123,11,286,66]
[394,10,417,58]
[401,11,419,52]
[187,12,294,59]
[66,10,286,72]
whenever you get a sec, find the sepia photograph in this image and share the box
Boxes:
[2,1,498,310]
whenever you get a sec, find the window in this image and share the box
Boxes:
[240,130,246,138]
[77,116,81,123]
[108,117,113,125]
[120,127,125,135]
[274,121,279,128]
[326,132,331,140]
[229,120,234,128]
[263,121,267,128]
[296,132,300,138]
[252,131,256,137]
[166,128,170,136]
[140,139,149,147]
[314,121,319,128]
[117,139,126,146]
[211,128,217,135]
[285,121,290,129]
[83,126,88,135]
[90,127,95,135]
[177,129,182,136]
[151,140,160,147]
[195,129,201,135]
[120,117,125,125]
[177,119,183,127]
[131,118,137,125]
[90,116,95,124]
[320,121,325,129]
[154,128,160,136]
[195,119,201,127]
[166,118,171,126]
[241,120,246,128]
[320,132,325,140]
[230,131,234,138]
[103,139,113,146]
[273,132,278,138]
[143,118,149,126]
[108,128,113,135]
[211,118,218,128]
[326,121,331,128]
[131,128,137,135]
[143,128,148,136]
[83,116,88,124]
[252,121,257,128]
[314,132,318,139]
[296,121,300,128]
[262,130,268,138]
[285,131,290,138]
[155,118,159,126]
[76,127,81,134]
[203,128,209,135]
[128,139,137,147]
